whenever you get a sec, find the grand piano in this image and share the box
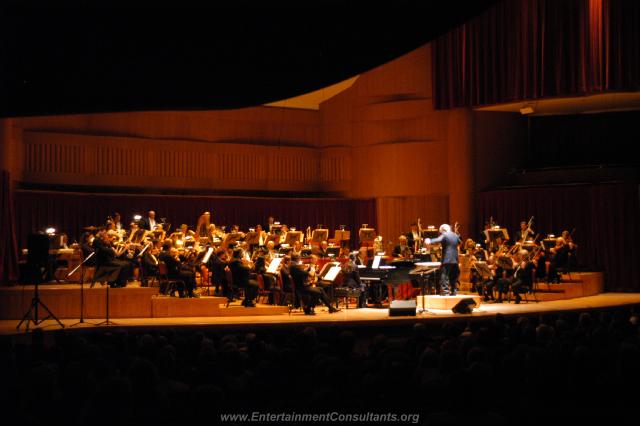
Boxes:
[359,256,441,305]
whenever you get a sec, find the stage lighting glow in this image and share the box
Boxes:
[45,227,56,235]
[133,215,142,221]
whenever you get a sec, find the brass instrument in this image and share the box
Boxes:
[415,218,423,253]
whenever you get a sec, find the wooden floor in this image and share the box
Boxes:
[2,293,639,336]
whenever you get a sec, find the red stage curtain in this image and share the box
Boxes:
[0,170,19,284]
[478,183,640,292]
[13,191,376,252]
[433,0,640,109]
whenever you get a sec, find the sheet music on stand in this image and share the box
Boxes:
[244,232,260,245]
[371,255,383,269]
[266,257,283,274]
[334,230,351,241]
[472,261,492,278]
[323,266,341,282]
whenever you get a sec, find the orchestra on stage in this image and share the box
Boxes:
[35,211,579,313]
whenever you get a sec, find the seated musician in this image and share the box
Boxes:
[338,246,351,259]
[510,249,535,304]
[548,237,570,283]
[141,242,160,286]
[228,248,258,307]
[392,235,413,258]
[561,230,578,265]
[341,253,367,308]
[253,250,280,304]
[484,254,513,303]
[355,247,368,266]
[291,240,303,257]
[289,254,339,315]
[313,240,330,258]
[159,246,198,298]
[208,248,230,299]
[93,229,133,288]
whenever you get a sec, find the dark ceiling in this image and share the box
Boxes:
[0,1,498,117]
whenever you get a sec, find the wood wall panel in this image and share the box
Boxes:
[22,131,326,192]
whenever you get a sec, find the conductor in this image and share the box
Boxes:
[425,224,461,296]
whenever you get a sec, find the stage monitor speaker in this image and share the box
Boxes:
[452,298,477,314]
[389,300,416,317]
[27,233,50,266]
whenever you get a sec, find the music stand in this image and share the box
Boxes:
[284,231,303,246]
[358,228,376,245]
[69,252,98,327]
[411,262,440,314]
[244,232,260,246]
[311,229,329,243]
[334,230,351,246]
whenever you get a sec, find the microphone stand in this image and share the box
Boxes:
[69,252,97,327]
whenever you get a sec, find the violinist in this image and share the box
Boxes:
[208,248,230,299]
[159,246,198,298]
[140,241,160,286]
[547,237,570,283]
[229,248,258,307]
[253,248,280,304]
[392,235,413,258]
[93,229,133,288]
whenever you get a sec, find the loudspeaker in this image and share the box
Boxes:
[389,300,416,317]
[451,298,477,314]
[27,233,50,266]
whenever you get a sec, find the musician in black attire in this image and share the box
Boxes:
[229,248,258,307]
[140,243,160,286]
[341,254,367,308]
[93,230,132,287]
[548,237,570,283]
[406,222,421,252]
[511,250,535,304]
[253,252,280,304]
[208,249,230,299]
[514,221,533,244]
[159,247,197,298]
[290,254,339,315]
[392,235,413,258]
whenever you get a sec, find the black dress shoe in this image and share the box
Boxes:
[328,307,341,314]
[303,307,315,315]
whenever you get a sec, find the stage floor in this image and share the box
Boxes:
[2,293,639,336]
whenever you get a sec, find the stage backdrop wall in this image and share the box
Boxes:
[477,183,640,292]
[13,191,376,252]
